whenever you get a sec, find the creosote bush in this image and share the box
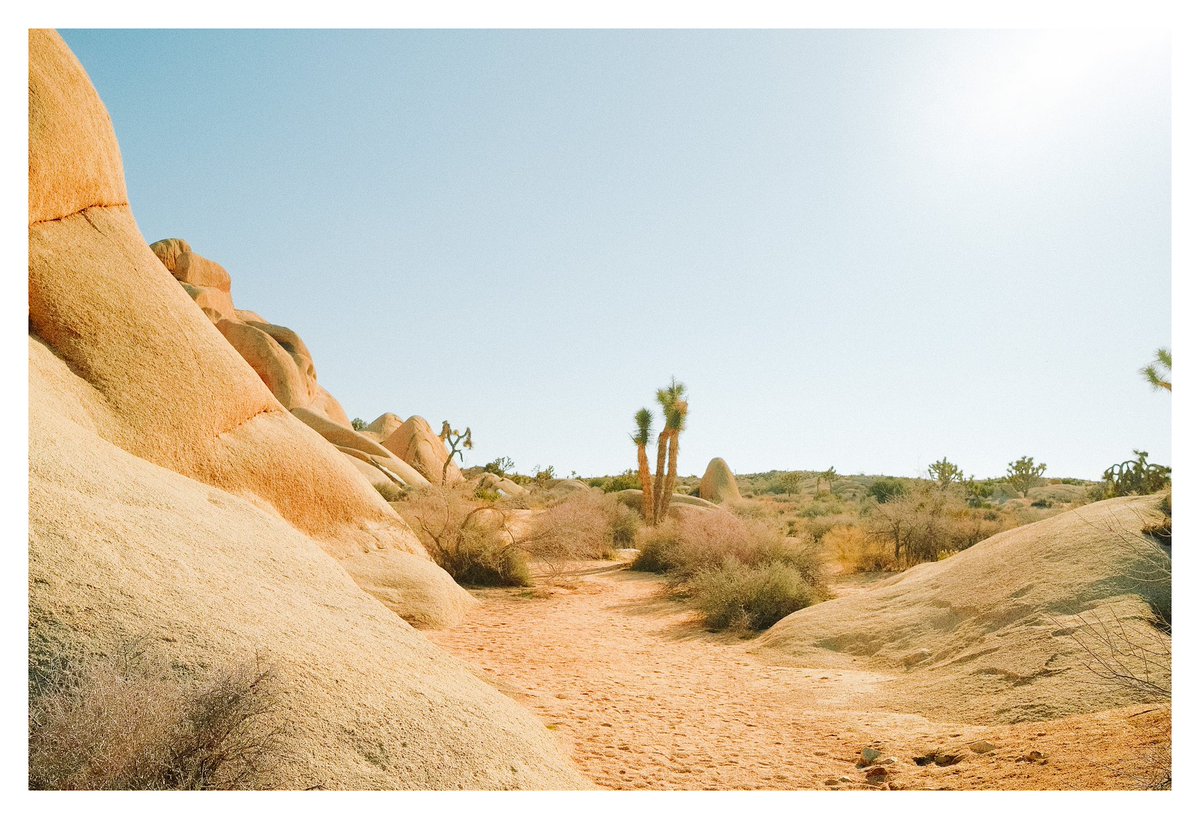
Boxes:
[689,560,824,631]
[29,643,286,790]
[822,523,897,573]
[632,512,827,631]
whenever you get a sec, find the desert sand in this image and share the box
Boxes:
[427,558,1169,790]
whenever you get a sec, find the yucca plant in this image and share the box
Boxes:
[652,379,688,525]
[659,399,689,524]
[631,408,655,522]
[1141,347,1172,392]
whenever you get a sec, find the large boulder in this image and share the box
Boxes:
[757,495,1171,724]
[612,488,720,512]
[27,29,588,789]
[149,238,352,427]
[363,411,406,442]
[381,416,464,486]
[698,457,741,504]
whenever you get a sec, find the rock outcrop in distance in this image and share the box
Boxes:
[147,239,446,495]
[27,29,588,789]
[698,457,741,504]
[380,415,465,486]
[756,494,1171,725]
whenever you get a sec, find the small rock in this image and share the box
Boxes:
[968,740,997,754]
[838,775,853,783]
[824,778,840,786]
[857,747,883,767]
[879,757,898,765]
[1024,751,1049,764]
[864,766,890,784]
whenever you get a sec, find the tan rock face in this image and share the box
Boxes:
[698,457,742,504]
[147,239,350,425]
[381,416,464,485]
[27,29,589,788]
[29,29,127,223]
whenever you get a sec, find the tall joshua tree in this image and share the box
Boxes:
[1141,347,1172,392]
[651,378,688,525]
[631,408,655,522]
[659,397,689,525]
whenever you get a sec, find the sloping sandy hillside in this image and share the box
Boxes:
[757,495,1170,724]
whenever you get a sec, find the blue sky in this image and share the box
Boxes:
[60,29,1171,480]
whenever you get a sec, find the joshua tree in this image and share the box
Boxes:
[659,397,689,524]
[819,466,837,496]
[631,408,655,522]
[438,421,472,484]
[1005,455,1046,498]
[1140,347,1172,392]
[651,378,687,524]
[927,457,964,490]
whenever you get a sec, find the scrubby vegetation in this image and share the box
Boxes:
[393,483,642,587]
[29,644,286,790]
[394,487,531,587]
[631,512,827,631]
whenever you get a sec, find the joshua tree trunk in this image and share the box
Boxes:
[651,429,670,524]
[658,430,681,525]
[637,444,653,522]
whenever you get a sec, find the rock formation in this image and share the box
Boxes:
[698,457,741,504]
[381,415,464,485]
[27,29,588,789]
[757,494,1171,724]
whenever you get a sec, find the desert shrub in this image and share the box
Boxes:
[870,488,1011,567]
[474,485,501,502]
[1031,498,1053,509]
[597,470,641,493]
[29,644,285,790]
[802,513,860,542]
[867,478,908,504]
[688,560,823,631]
[632,513,825,590]
[1102,450,1171,498]
[482,456,515,477]
[822,524,898,573]
[527,491,634,563]
[351,417,366,431]
[795,495,849,518]
[394,487,529,587]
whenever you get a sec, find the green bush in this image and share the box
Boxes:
[1102,450,1171,498]
[867,478,907,504]
[688,560,822,631]
[632,513,827,630]
[434,534,530,587]
[598,470,641,493]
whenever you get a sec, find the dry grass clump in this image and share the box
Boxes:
[822,523,897,573]
[632,513,827,631]
[394,487,530,587]
[528,491,638,562]
[29,643,285,790]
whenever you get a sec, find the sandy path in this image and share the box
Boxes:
[425,561,1170,790]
